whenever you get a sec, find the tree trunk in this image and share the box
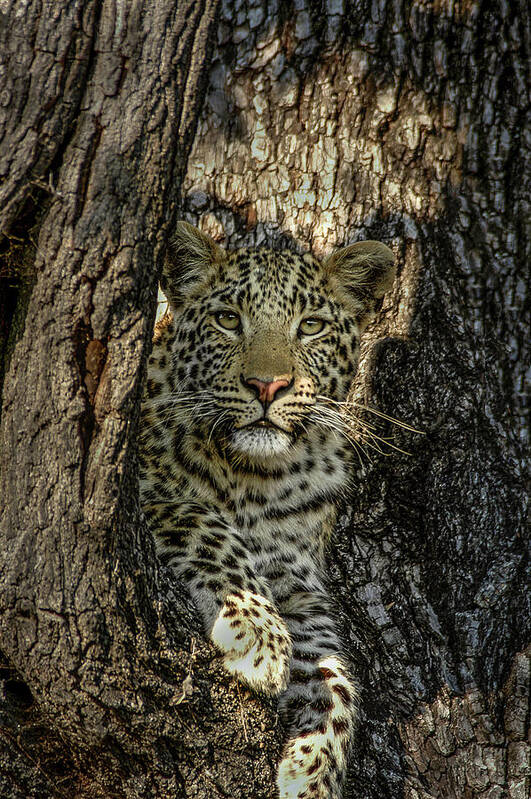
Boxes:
[0,3,283,799]
[180,1,529,798]
[1,2,528,799]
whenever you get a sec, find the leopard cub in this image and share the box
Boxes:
[139,222,395,799]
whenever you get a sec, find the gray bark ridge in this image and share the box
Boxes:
[0,2,100,234]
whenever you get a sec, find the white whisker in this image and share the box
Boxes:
[311,397,415,458]
[316,395,423,434]
[207,409,232,446]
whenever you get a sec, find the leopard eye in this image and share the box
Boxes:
[298,317,326,336]
[214,310,241,331]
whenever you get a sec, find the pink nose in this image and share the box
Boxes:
[246,377,290,404]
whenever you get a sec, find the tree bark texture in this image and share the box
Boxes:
[0,1,529,799]
[179,1,529,798]
[0,2,285,798]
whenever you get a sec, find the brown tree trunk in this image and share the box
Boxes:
[180,1,530,798]
[0,3,282,798]
[1,2,528,799]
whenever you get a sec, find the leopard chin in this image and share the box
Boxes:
[230,425,293,459]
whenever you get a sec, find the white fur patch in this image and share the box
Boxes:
[230,426,292,458]
[211,591,292,695]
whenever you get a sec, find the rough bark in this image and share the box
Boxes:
[1,1,529,799]
[0,2,283,798]
[180,1,530,798]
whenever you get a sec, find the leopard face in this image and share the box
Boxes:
[156,223,395,461]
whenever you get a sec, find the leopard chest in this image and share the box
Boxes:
[215,457,342,597]
[236,508,333,603]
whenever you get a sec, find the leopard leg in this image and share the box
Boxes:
[277,592,357,799]
[211,588,292,695]
[145,500,292,695]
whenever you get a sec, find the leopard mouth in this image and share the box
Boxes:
[244,418,290,433]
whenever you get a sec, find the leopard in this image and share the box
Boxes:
[139,221,395,799]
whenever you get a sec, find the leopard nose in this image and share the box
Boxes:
[244,377,291,405]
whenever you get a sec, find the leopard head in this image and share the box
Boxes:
[160,222,395,461]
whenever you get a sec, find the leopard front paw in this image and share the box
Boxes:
[277,736,341,799]
[211,590,292,695]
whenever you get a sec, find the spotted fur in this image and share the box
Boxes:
[139,222,395,799]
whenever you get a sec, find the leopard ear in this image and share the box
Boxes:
[324,240,395,329]
[162,221,226,307]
